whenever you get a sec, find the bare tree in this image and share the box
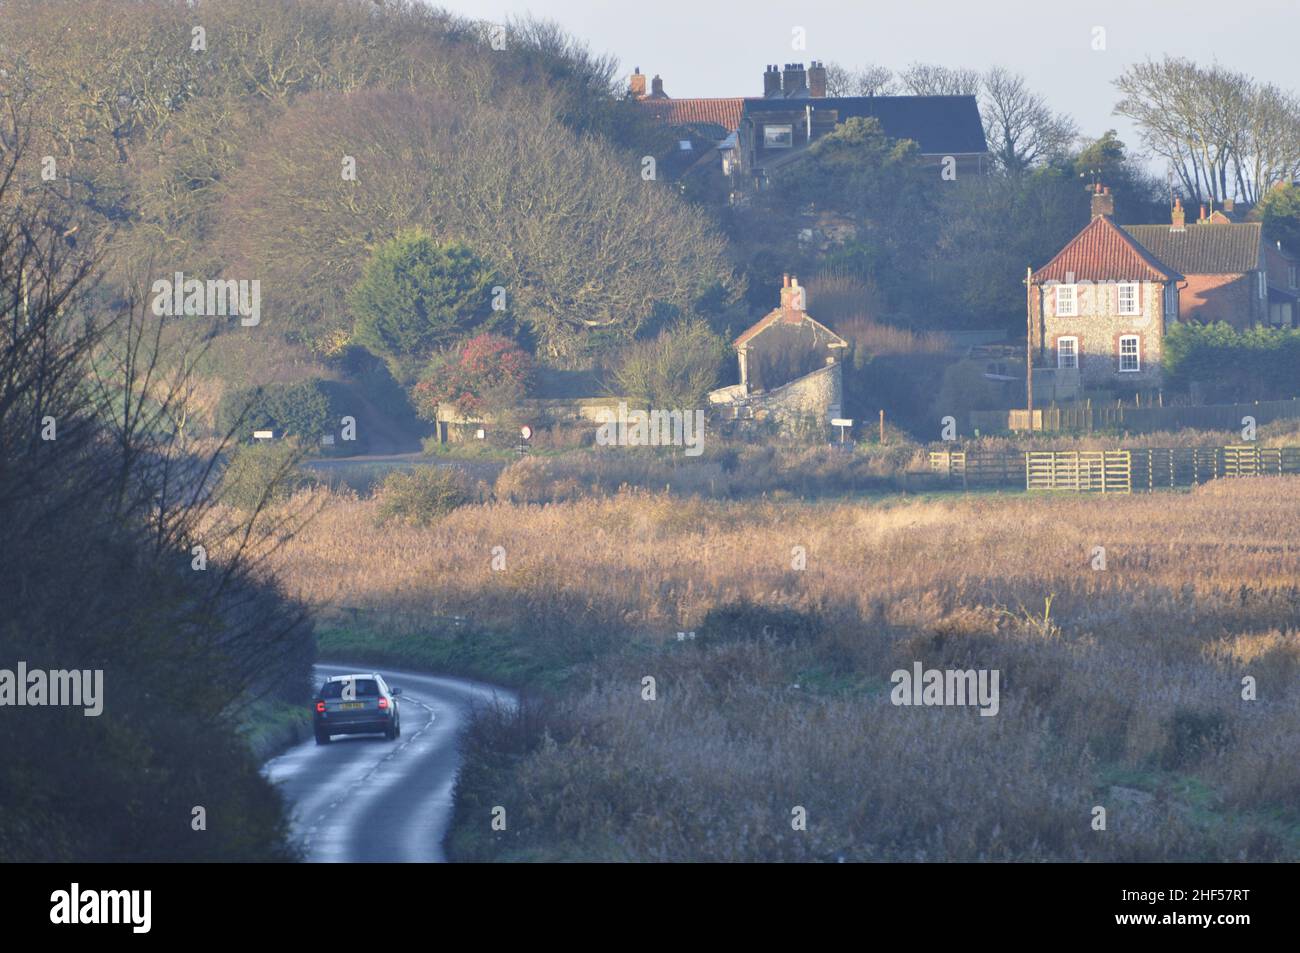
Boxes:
[1236,84,1300,203]
[980,67,1078,175]
[822,62,857,98]
[898,63,980,96]
[823,62,897,97]
[1114,57,1300,204]
[856,65,899,96]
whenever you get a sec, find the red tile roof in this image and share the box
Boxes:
[1032,215,1182,283]
[635,97,745,132]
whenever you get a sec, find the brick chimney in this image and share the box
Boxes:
[763,64,782,98]
[1171,197,1186,232]
[629,67,646,99]
[1090,183,1114,219]
[782,63,807,97]
[1198,203,1207,223]
[650,74,666,98]
[779,274,806,315]
[808,61,827,98]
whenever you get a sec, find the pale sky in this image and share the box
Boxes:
[429,0,1300,170]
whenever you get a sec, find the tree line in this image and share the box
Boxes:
[0,116,315,860]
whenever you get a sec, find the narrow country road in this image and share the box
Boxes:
[262,663,516,862]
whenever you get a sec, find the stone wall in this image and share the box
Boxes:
[434,397,625,442]
[742,361,842,430]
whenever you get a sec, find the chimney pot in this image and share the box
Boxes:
[779,274,804,314]
[763,64,782,97]
[650,74,665,98]
[1090,183,1115,219]
[782,62,807,97]
[629,68,646,99]
[808,61,827,98]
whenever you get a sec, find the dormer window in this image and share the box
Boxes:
[763,125,793,148]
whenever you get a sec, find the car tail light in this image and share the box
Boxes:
[378,697,389,710]
[315,701,325,713]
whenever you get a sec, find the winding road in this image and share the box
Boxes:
[262,663,516,863]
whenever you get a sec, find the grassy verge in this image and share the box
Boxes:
[315,617,607,693]
[240,699,313,762]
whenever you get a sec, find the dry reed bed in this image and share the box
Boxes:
[263,478,1300,860]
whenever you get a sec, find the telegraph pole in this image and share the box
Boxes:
[1025,266,1034,429]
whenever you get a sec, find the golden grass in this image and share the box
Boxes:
[259,477,1300,860]
[268,479,1300,636]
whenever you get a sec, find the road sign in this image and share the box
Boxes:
[831,418,854,446]
[520,425,533,440]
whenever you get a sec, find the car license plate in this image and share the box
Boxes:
[339,702,364,710]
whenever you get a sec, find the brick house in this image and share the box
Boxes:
[709,274,848,429]
[1123,201,1271,330]
[1263,237,1299,328]
[1029,188,1182,391]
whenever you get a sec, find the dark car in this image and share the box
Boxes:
[313,673,402,744]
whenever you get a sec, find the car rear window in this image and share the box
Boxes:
[320,678,380,698]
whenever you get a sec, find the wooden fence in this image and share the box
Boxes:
[926,451,1022,487]
[973,397,1300,435]
[930,445,1300,493]
[1025,450,1132,493]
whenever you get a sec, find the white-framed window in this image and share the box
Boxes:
[1057,336,1078,369]
[1055,284,1077,316]
[1118,282,1139,315]
[763,124,793,149]
[1119,335,1140,373]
